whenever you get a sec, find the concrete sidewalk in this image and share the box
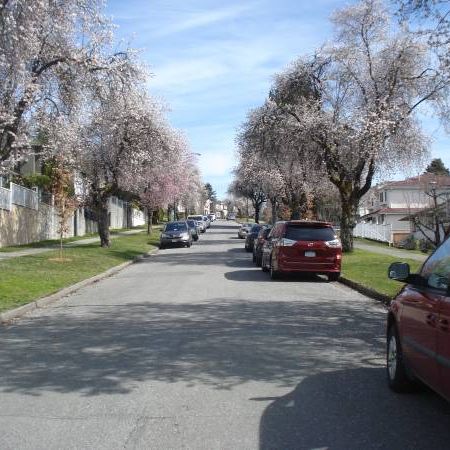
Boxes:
[354,241,428,262]
[0,229,145,260]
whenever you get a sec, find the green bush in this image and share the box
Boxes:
[399,234,417,250]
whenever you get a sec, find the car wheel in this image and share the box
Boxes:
[387,324,415,392]
[256,254,262,267]
[245,245,252,253]
[261,256,269,272]
[270,257,279,280]
[159,244,165,249]
[252,251,256,263]
[328,272,340,281]
[186,242,191,248]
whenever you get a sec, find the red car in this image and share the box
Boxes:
[261,220,342,280]
[387,237,450,401]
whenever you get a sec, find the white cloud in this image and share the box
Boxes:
[154,3,255,37]
[149,58,228,90]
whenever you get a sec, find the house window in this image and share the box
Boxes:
[379,191,387,203]
[378,215,385,224]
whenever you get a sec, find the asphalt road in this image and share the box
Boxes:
[1,221,449,449]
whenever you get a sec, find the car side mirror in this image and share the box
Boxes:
[388,262,410,281]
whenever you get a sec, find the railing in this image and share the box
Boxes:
[354,222,393,245]
[0,186,11,211]
[11,182,38,210]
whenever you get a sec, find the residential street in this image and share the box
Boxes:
[1,221,449,450]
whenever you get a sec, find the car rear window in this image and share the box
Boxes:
[165,223,187,231]
[285,225,335,241]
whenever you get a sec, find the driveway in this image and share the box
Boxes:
[1,221,449,449]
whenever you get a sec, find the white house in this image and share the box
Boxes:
[356,173,450,244]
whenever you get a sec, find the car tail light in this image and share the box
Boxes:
[325,239,341,248]
[280,238,296,247]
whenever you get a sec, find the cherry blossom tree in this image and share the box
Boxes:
[0,0,124,172]
[270,0,444,251]
[76,80,162,247]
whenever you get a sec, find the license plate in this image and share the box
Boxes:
[172,239,179,243]
[305,251,316,257]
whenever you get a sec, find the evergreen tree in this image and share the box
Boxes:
[425,158,450,176]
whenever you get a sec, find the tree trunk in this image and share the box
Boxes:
[339,193,358,252]
[271,198,278,224]
[254,203,260,223]
[147,209,153,235]
[97,201,110,247]
[290,197,301,220]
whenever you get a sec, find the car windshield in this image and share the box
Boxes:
[186,220,196,228]
[285,226,335,241]
[188,216,203,221]
[165,222,187,232]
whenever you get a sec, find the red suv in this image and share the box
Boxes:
[387,237,450,401]
[261,220,342,280]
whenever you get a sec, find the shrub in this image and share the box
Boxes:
[419,239,435,253]
[399,234,417,250]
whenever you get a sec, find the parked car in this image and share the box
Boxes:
[261,220,342,280]
[187,215,206,233]
[253,225,272,266]
[238,222,253,239]
[196,220,206,233]
[202,215,211,229]
[186,219,199,241]
[160,221,193,249]
[227,213,236,221]
[245,223,262,252]
[386,237,450,401]
[207,213,216,222]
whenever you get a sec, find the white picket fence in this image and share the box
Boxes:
[353,223,393,245]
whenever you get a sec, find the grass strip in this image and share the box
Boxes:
[342,248,423,298]
[0,226,147,252]
[0,231,160,313]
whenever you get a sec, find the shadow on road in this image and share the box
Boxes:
[258,368,450,450]
[225,270,329,283]
[1,298,385,397]
[143,248,254,269]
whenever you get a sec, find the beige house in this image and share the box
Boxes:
[357,173,450,244]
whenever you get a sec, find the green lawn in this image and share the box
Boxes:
[0,227,146,253]
[354,237,431,256]
[342,248,423,298]
[0,231,160,313]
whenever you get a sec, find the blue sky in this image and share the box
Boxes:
[105,0,450,198]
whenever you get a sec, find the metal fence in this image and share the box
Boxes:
[353,223,393,244]
[0,186,11,210]
[11,183,38,210]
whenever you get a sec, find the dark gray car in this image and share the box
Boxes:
[160,221,192,249]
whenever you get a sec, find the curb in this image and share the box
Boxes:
[339,276,391,305]
[0,248,158,325]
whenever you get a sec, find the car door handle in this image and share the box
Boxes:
[426,313,437,327]
[439,318,449,332]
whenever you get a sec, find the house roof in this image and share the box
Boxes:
[399,201,450,221]
[380,173,450,189]
[361,207,424,219]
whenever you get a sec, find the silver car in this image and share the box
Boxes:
[238,223,253,239]
[187,215,206,233]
